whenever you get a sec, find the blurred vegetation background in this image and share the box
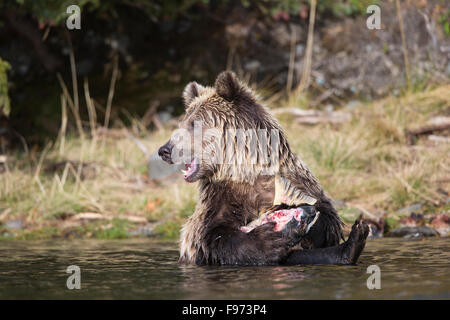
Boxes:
[3,0,448,142]
[0,0,449,240]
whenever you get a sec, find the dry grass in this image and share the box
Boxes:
[0,84,449,239]
[282,84,450,223]
[0,124,197,238]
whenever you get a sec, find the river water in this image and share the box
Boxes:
[0,238,448,299]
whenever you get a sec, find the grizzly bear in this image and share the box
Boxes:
[158,71,369,266]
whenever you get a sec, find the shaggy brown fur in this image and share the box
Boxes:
[158,71,368,265]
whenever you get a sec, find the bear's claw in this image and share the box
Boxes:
[341,219,370,265]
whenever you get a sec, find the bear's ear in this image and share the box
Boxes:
[182,82,205,107]
[214,71,241,102]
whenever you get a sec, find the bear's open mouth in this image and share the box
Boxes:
[182,158,199,182]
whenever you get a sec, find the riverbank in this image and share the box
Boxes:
[0,85,449,240]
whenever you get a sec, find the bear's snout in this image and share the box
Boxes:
[158,141,174,164]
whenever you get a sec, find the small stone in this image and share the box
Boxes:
[157,111,173,124]
[5,219,23,230]
[387,226,439,238]
[148,151,183,180]
[396,203,423,215]
[127,224,154,237]
[345,100,360,110]
[315,77,325,86]
[244,60,261,72]
[295,44,304,55]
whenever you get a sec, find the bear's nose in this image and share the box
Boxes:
[158,142,173,164]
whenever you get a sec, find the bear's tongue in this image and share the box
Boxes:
[182,158,198,181]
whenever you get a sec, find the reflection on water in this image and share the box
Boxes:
[0,238,449,299]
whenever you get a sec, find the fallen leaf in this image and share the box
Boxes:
[145,198,162,212]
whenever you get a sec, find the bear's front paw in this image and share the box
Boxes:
[250,222,291,263]
[341,219,370,265]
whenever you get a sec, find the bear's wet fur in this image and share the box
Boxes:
[158,71,369,265]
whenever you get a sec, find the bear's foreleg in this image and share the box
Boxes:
[204,222,292,265]
[302,195,345,248]
[278,156,345,248]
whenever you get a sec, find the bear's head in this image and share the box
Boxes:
[158,71,286,184]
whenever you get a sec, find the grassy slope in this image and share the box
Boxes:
[0,85,449,239]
